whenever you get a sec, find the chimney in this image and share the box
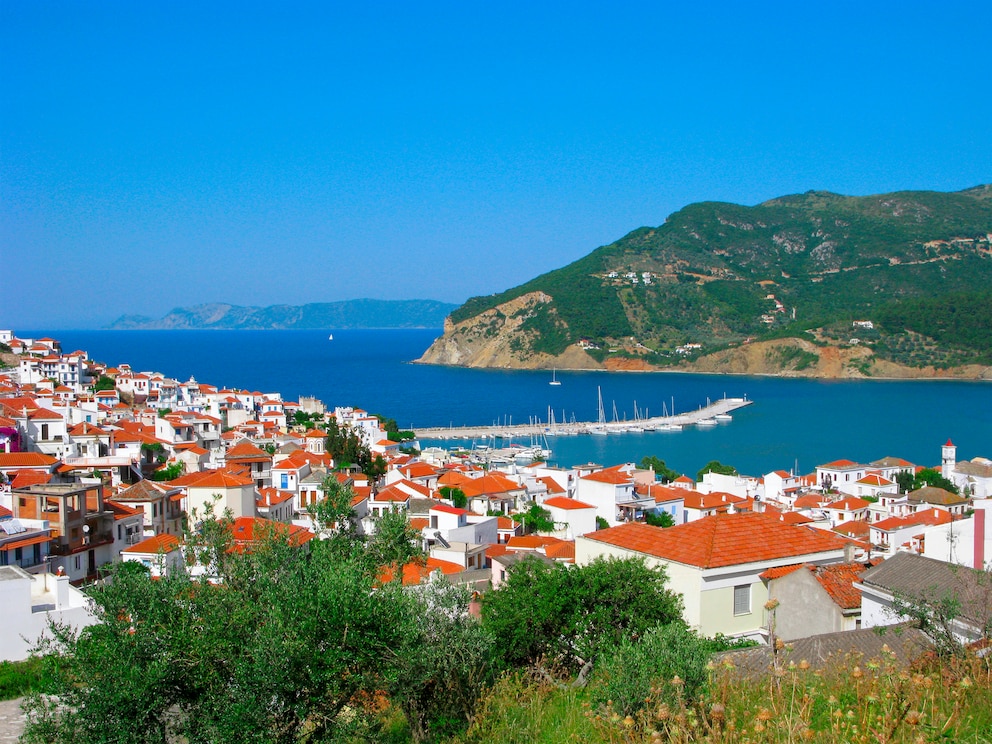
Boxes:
[843,542,855,563]
[55,572,70,610]
[975,506,986,570]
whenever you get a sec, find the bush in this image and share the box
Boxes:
[0,657,46,700]
[591,623,712,717]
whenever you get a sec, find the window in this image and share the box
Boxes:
[733,584,751,615]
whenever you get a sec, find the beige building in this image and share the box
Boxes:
[576,512,851,641]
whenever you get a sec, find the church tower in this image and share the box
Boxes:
[941,439,956,480]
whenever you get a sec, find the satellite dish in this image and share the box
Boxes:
[83,525,90,533]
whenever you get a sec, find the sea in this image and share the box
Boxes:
[37,329,992,479]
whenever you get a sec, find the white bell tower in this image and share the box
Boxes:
[941,439,956,479]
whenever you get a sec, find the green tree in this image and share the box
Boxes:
[367,507,424,572]
[389,581,497,743]
[696,460,737,482]
[481,556,682,672]
[439,486,467,509]
[92,375,115,392]
[645,510,675,528]
[912,467,959,494]
[639,455,678,483]
[151,461,183,481]
[591,622,712,716]
[23,533,414,743]
[511,503,556,534]
[895,470,915,494]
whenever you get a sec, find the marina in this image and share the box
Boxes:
[413,395,752,441]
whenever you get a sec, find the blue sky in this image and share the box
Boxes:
[3,2,990,329]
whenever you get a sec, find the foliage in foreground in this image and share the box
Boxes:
[0,657,46,701]
[458,649,992,744]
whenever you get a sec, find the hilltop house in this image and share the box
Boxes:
[576,512,852,641]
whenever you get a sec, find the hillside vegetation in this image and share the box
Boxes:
[422,185,992,374]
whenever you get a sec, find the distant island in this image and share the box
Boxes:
[419,185,992,380]
[109,299,457,330]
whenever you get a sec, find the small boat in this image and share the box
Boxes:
[549,368,561,386]
[696,418,718,427]
[328,334,334,341]
[714,413,732,422]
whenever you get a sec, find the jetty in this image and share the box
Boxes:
[414,396,752,440]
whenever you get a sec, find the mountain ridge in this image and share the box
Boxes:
[419,185,992,378]
[109,299,457,330]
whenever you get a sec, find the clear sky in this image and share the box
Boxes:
[2,2,990,329]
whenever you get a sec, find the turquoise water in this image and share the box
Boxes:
[44,329,992,478]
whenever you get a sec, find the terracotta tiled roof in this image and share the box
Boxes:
[124,533,181,554]
[684,491,742,511]
[409,517,430,530]
[585,513,850,569]
[833,521,870,539]
[812,562,876,610]
[819,459,862,470]
[759,563,804,580]
[437,471,472,487]
[113,479,175,502]
[537,476,566,494]
[373,484,412,503]
[378,557,463,586]
[543,540,576,562]
[634,484,684,503]
[229,517,314,549]
[581,467,632,485]
[431,503,468,516]
[174,470,254,489]
[857,474,893,486]
[0,452,58,469]
[496,516,517,530]
[460,473,523,498]
[9,470,53,488]
[544,496,594,510]
[775,512,814,525]
[401,462,439,479]
[827,497,871,511]
[226,439,270,459]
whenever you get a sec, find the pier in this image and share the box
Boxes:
[414,396,753,440]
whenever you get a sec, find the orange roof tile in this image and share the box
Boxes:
[378,557,464,586]
[0,452,58,469]
[123,533,181,554]
[586,513,850,569]
[544,496,595,510]
[819,459,861,470]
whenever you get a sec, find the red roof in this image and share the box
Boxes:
[9,470,53,488]
[827,497,871,511]
[431,503,468,516]
[581,467,632,485]
[544,496,594,510]
[818,459,861,470]
[229,517,315,549]
[585,513,850,569]
[0,452,58,469]
[378,557,463,586]
[123,533,181,554]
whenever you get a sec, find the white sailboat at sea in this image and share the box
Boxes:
[549,368,561,386]
[588,386,608,435]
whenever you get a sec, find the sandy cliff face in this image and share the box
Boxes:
[418,314,992,379]
[417,292,603,370]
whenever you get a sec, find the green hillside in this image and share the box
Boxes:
[450,185,992,366]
